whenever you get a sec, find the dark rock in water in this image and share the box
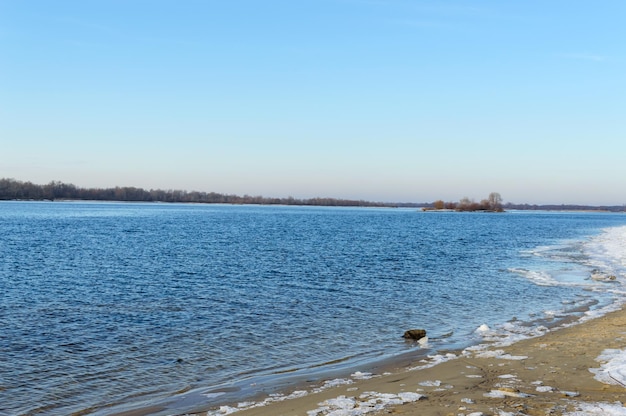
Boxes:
[403,329,427,340]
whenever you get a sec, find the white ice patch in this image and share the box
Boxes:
[483,390,506,399]
[351,371,374,380]
[470,319,551,348]
[313,378,354,392]
[590,348,626,387]
[472,349,528,360]
[564,401,626,415]
[417,336,429,347]
[535,385,554,392]
[206,368,419,416]
[308,395,356,415]
[409,353,457,370]
[306,391,425,416]
[418,380,441,387]
[476,324,490,333]
[206,390,310,415]
[484,389,531,398]
[397,392,425,402]
[287,390,309,399]
[208,375,389,416]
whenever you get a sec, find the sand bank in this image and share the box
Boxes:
[197,307,626,416]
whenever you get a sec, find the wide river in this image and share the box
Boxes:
[1,202,626,415]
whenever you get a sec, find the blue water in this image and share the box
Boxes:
[1,202,626,415]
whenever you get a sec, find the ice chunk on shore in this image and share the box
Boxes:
[418,380,441,387]
[306,391,425,416]
[484,389,532,398]
[397,392,424,402]
[476,324,490,333]
[409,353,457,370]
[564,401,626,415]
[312,378,354,393]
[590,348,626,387]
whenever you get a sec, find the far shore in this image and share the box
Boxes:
[158,307,626,416]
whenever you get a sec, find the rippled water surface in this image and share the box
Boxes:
[2,202,626,415]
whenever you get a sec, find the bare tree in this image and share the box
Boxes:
[458,196,473,210]
[488,192,503,212]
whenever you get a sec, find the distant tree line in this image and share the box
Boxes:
[1,178,624,211]
[0,178,400,207]
[425,192,505,212]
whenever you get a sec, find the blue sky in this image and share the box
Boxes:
[1,1,624,204]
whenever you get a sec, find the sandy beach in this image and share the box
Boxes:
[196,307,626,416]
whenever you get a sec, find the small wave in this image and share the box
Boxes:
[508,268,558,286]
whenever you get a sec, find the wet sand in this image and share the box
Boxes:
[196,307,626,416]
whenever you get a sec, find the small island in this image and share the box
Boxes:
[423,192,505,212]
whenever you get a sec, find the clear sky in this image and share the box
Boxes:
[1,1,624,205]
